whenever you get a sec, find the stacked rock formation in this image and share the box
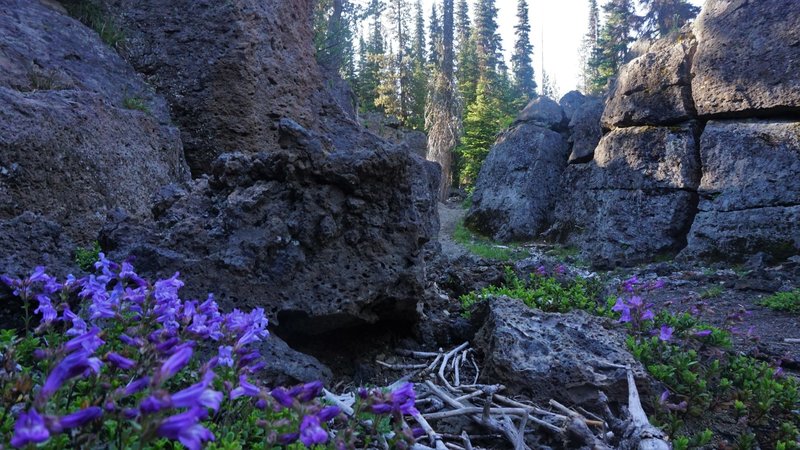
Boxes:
[468,0,800,267]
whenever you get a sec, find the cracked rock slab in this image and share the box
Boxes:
[681,120,800,261]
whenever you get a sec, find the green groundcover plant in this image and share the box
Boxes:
[461,268,800,449]
[0,256,421,449]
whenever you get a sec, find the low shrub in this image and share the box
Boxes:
[759,290,800,313]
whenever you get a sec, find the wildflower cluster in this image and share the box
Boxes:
[613,276,799,448]
[0,256,420,449]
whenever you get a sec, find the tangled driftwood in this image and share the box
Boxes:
[349,342,673,450]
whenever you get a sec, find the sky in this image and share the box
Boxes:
[415,0,705,99]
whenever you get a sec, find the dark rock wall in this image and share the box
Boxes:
[0,0,189,275]
[98,0,343,175]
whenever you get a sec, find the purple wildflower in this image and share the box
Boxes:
[106,352,136,370]
[52,406,103,432]
[623,276,639,292]
[230,375,260,400]
[172,372,223,411]
[389,382,418,416]
[217,345,234,367]
[123,377,151,396]
[62,308,88,337]
[34,295,57,324]
[141,395,172,414]
[40,350,100,401]
[555,264,566,275]
[292,381,323,402]
[536,265,547,276]
[694,329,712,337]
[317,406,341,422]
[10,409,50,448]
[658,325,674,342]
[299,415,328,446]
[64,326,104,353]
[271,387,294,408]
[157,343,193,383]
[156,408,215,450]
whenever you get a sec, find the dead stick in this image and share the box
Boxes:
[413,413,448,450]
[423,406,530,420]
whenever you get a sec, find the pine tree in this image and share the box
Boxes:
[457,76,511,188]
[639,0,699,38]
[473,0,502,79]
[588,0,639,93]
[511,0,536,102]
[413,0,426,63]
[455,0,478,106]
[579,0,600,93]
[428,3,442,66]
[541,68,558,99]
[357,1,385,111]
[408,0,427,129]
[426,0,462,200]
[380,0,415,125]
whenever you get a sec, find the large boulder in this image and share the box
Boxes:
[97,0,343,175]
[465,123,568,242]
[550,124,700,267]
[559,90,587,122]
[516,96,567,130]
[0,0,189,274]
[681,120,800,260]
[473,297,644,407]
[103,121,441,335]
[691,0,800,117]
[568,98,604,164]
[602,33,697,129]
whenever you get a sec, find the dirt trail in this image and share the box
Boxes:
[437,202,470,260]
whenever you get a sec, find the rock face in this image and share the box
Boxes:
[602,33,697,128]
[0,0,189,274]
[691,0,800,117]
[98,0,342,175]
[551,125,700,266]
[681,121,800,260]
[473,297,643,407]
[103,123,440,334]
[568,98,604,164]
[465,120,568,242]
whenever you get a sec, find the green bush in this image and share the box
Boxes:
[62,0,125,48]
[759,290,800,313]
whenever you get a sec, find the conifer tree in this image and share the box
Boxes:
[357,0,385,111]
[588,0,639,93]
[457,76,510,187]
[428,4,442,66]
[454,0,478,106]
[639,0,699,38]
[426,0,462,200]
[511,0,536,102]
[579,0,600,93]
[473,0,502,79]
[380,0,414,125]
[408,0,427,129]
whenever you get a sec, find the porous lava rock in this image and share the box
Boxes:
[472,297,644,407]
[103,120,441,335]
